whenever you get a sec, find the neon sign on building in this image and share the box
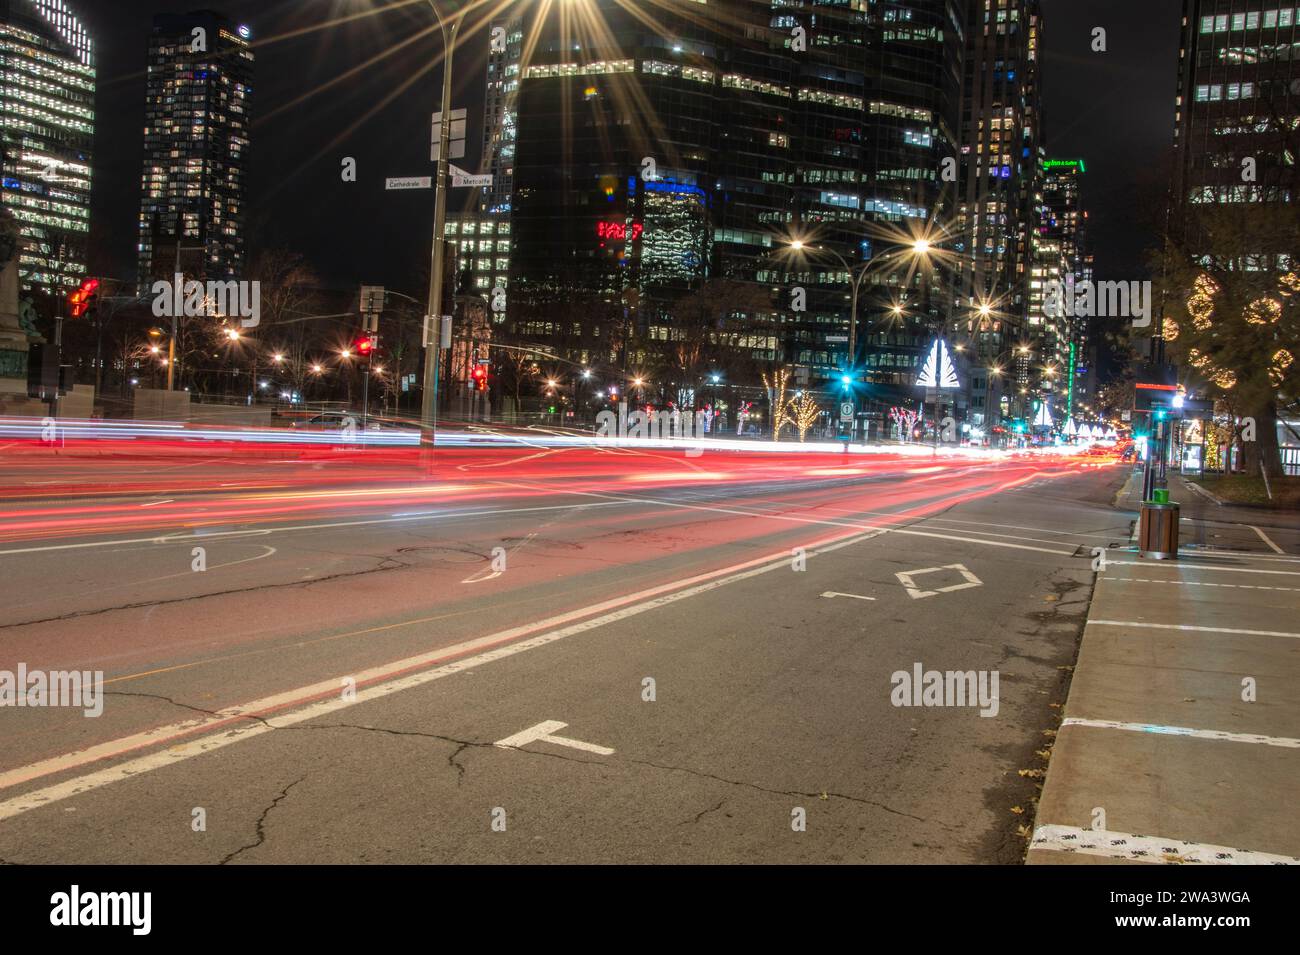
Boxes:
[596,221,644,241]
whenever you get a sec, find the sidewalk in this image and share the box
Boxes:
[1028,469,1300,864]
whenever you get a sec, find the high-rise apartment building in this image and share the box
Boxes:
[0,0,94,295]
[137,11,252,291]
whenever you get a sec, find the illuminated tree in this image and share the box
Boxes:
[1153,189,1299,477]
[786,391,822,441]
[762,366,794,441]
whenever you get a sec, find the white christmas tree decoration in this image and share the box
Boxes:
[915,339,959,389]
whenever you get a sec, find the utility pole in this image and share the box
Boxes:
[420,9,460,454]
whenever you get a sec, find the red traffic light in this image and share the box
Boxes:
[68,277,100,318]
[471,363,488,391]
[353,334,377,356]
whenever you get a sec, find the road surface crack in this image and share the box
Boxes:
[288,722,489,785]
[102,690,273,728]
[0,556,415,630]
[218,776,305,865]
[681,798,727,825]
[288,721,943,825]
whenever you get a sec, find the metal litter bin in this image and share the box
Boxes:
[1138,498,1179,559]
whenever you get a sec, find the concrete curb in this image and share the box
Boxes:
[1181,476,1224,506]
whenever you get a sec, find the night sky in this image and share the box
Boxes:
[80,0,1180,295]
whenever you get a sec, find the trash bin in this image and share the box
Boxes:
[1138,500,1179,559]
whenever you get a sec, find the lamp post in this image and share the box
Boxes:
[784,237,932,443]
[419,1,462,455]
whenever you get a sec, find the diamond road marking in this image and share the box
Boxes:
[895,563,983,599]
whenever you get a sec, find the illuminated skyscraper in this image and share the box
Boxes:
[137,11,252,291]
[0,0,94,295]
[507,0,964,418]
[481,13,522,216]
[955,0,1044,435]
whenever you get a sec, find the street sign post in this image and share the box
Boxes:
[450,164,492,188]
[385,177,432,190]
[431,108,466,161]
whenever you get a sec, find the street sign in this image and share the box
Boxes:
[422,314,453,349]
[825,335,848,343]
[840,402,854,421]
[360,285,385,313]
[431,108,467,161]
[1149,393,1214,417]
[450,164,492,188]
[385,176,431,190]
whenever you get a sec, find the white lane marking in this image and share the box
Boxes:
[1088,619,1300,639]
[1182,549,1300,563]
[461,533,535,584]
[0,500,631,557]
[1062,717,1300,749]
[901,523,1110,548]
[0,528,885,820]
[1101,576,1300,593]
[1250,524,1286,555]
[494,720,614,756]
[895,563,982,599]
[139,499,174,507]
[1030,825,1299,865]
[820,591,876,601]
[1105,560,1300,577]
[550,487,1078,556]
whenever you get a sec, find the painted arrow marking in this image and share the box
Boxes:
[494,720,614,756]
[820,591,876,601]
[895,563,983,599]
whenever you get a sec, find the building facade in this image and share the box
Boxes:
[504,0,964,421]
[481,14,523,217]
[1174,1,1300,207]
[0,0,94,295]
[137,11,252,291]
[1036,157,1090,420]
[954,0,1044,437]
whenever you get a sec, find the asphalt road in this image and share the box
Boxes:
[0,445,1134,863]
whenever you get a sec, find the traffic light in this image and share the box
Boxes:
[68,277,100,318]
[471,363,488,392]
[353,333,377,359]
